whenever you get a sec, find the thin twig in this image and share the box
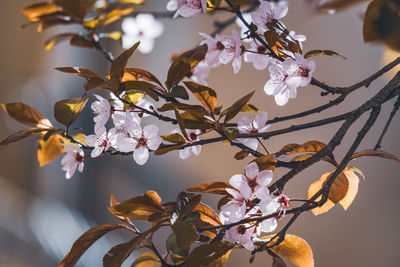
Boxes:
[374,94,400,150]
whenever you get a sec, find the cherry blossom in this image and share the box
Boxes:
[118,123,162,165]
[244,40,271,70]
[61,145,84,179]
[284,53,316,88]
[190,61,211,85]
[86,127,118,158]
[172,128,202,159]
[251,0,288,32]
[258,195,281,234]
[91,94,111,132]
[167,0,207,19]
[200,30,243,73]
[263,62,296,106]
[225,224,256,251]
[122,14,164,54]
[289,30,306,49]
[236,111,270,150]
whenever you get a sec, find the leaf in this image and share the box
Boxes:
[131,251,161,267]
[166,44,208,89]
[307,168,361,216]
[363,0,400,50]
[234,150,250,160]
[184,82,217,113]
[253,154,277,171]
[154,143,185,156]
[170,85,189,100]
[59,224,132,267]
[192,202,221,226]
[109,191,164,220]
[122,81,160,101]
[175,110,189,140]
[270,234,314,267]
[103,226,159,267]
[264,26,302,58]
[111,42,140,80]
[44,33,76,51]
[1,103,53,128]
[176,192,201,218]
[37,133,65,166]
[0,129,48,150]
[184,241,234,267]
[102,7,134,26]
[217,195,232,210]
[275,141,326,157]
[21,2,61,21]
[70,34,95,49]
[304,49,347,60]
[54,96,89,128]
[158,103,208,116]
[172,219,199,249]
[99,31,122,40]
[125,68,164,89]
[54,0,87,20]
[351,149,400,163]
[222,91,255,123]
[268,250,287,267]
[166,233,190,264]
[55,66,101,78]
[205,249,232,267]
[187,182,234,195]
[240,103,259,113]
[161,133,186,144]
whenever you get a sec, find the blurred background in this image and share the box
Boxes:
[0,0,399,266]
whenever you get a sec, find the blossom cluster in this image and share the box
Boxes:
[220,162,289,250]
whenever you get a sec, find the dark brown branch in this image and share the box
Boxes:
[374,94,400,150]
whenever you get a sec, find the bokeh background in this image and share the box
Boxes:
[1,0,400,266]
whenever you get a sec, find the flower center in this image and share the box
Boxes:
[189,132,197,141]
[101,139,108,147]
[247,178,258,190]
[299,67,309,77]
[257,45,267,54]
[216,41,225,50]
[137,136,147,148]
[75,153,83,162]
[237,225,246,235]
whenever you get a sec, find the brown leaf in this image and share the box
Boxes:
[270,234,314,267]
[264,26,302,58]
[304,49,347,60]
[54,0,87,20]
[54,96,89,128]
[21,2,62,21]
[1,103,53,128]
[338,168,361,210]
[175,109,189,140]
[363,0,400,50]
[37,133,65,166]
[172,219,199,249]
[351,149,400,163]
[122,81,160,101]
[275,141,326,157]
[55,67,105,90]
[103,226,159,267]
[70,34,95,49]
[253,154,277,171]
[205,249,231,267]
[59,224,132,267]
[161,133,186,144]
[222,91,255,123]
[109,191,164,220]
[234,150,249,160]
[166,44,208,89]
[0,129,48,150]
[154,143,185,156]
[187,182,234,195]
[307,172,336,216]
[184,241,234,267]
[192,202,221,226]
[111,42,140,80]
[131,251,161,267]
[184,82,217,113]
[44,33,76,51]
[125,68,164,89]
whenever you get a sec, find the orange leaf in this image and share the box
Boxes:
[21,2,62,22]
[37,133,65,166]
[193,202,221,226]
[187,182,234,195]
[184,82,217,113]
[1,103,53,129]
[270,234,314,267]
[339,168,361,210]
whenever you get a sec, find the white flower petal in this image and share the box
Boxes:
[133,146,149,165]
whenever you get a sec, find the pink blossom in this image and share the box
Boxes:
[244,40,271,70]
[86,126,118,158]
[263,62,296,106]
[118,123,162,165]
[200,30,243,73]
[284,53,316,88]
[61,145,84,179]
[190,61,211,85]
[236,111,270,150]
[235,13,252,42]
[251,1,288,32]
[167,0,207,19]
[91,94,111,132]
[225,224,256,251]
[172,128,202,159]
[258,195,280,234]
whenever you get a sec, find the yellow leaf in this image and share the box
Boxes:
[37,133,65,167]
[54,96,89,128]
[184,82,217,113]
[192,202,221,227]
[103,7,134,26]
[270,234,314,267]
[132,251,161,267]
[307,172,336,216]
[338,168,360,210]
[21,2,61,22]
[110,42,140,80]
